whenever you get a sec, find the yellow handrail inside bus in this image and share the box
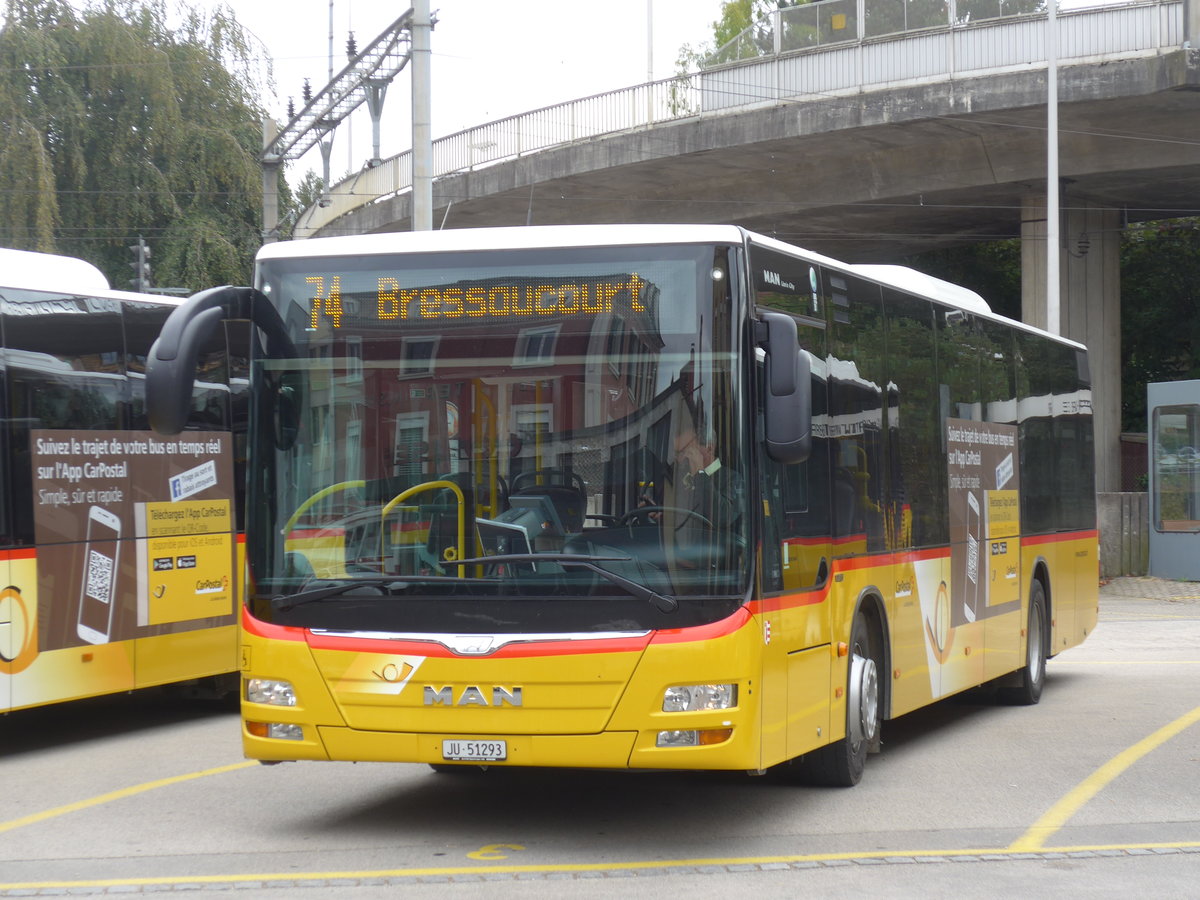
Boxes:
[381,480,467,577]
[282,480,366,536]
[474,382,498,517]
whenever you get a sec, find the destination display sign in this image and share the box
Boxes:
[302,273,654,329]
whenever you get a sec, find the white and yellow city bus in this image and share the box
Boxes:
[0,248,246,713]
[146,225,1097,785]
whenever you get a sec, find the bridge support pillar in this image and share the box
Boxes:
[1021,194,1121,493]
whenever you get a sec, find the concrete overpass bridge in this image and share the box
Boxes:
[293,0,1200,493]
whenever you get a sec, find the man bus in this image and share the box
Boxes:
[0,248,245,713]
[145,225,1096,785]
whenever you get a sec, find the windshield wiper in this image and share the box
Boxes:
[455,553,678,613]
[272,575,462,612]
[272,554,679,615]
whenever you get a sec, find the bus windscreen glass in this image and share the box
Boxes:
[250,243,748,634]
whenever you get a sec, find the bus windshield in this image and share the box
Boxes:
[249,242,748,634]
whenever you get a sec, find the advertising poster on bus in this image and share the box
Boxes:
[946,418,1021,625]
[27,429,236,654]
[919,418,1022,698]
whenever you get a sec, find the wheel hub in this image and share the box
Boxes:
[848,652,879,747]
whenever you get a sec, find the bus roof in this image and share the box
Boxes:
[0,247,184,308]
[0,247,111,294]
[849,264,992,315]
[257,224,749,261]
[259,225,1082,349]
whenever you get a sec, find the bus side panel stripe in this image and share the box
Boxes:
[1022,530,1098,547]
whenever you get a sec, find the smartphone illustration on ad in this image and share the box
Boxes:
[77,505,121,645]
[963,491,980,623]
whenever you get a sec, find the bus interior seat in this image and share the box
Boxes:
[423,506,477,573]
[509,469,586,534]
[418,478,476,572]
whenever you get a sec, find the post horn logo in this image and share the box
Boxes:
[0,586,38,674]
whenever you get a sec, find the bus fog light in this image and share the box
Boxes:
[656,727,734,748]
[246,678,297,706]
[247,720,304,741]
[662,683,736,712]
[657,729,699,747]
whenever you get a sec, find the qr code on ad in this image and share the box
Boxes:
[86,549,114,603]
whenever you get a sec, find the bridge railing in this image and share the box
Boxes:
[705,0,1051,65]
[295,0,1181,238]
[703,0,1181,112]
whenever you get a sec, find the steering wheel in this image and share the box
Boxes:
[617,505,713,529]
[511,468,586,495]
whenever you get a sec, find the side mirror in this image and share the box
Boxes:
[147,287,238,435]
[147,285,296,437]
[760,312,812,464]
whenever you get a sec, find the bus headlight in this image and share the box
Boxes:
[245,678,297,707]
[662,683,736,712]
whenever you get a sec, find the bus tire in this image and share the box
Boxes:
[794,609,880,787]
[999,580,1047,706]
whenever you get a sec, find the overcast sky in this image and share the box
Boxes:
[213,0,723,183]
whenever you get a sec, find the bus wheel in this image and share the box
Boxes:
[999,580,1047,705]
[794,610,880,787]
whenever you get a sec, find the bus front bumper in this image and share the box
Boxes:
[243,722,755,770]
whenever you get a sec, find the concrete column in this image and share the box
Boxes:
[261,119,280,244]
[1021,194,1121,493]
[411,0,433,231]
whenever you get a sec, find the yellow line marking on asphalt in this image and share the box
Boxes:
[4,718,1200,890]
[0,760,257,835]
[1009,704,1200,851]
[2,842,1200,890]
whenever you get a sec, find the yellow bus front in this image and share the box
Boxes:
[240,605,783,770]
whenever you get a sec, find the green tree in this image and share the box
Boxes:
[677,1,799,71]
[273,168,324,240]
[1120,219,1200,431]
[906,239,1023,321]
[0,0,268,291]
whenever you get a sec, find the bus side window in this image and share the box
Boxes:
[2,289,125,546]
[828,273,887,552]
[0,325,9,549]
[883,289,941,548]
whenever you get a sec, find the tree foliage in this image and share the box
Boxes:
[1119,219,1200,430]
[676,1,800,73]
[906,239,1023,321]
[913,222,1200,434]
[0,0,269,291]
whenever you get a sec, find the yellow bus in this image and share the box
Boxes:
[146,225,1097,785]
[0,248,245,713]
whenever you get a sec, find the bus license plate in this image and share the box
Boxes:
[442,739,507,762]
